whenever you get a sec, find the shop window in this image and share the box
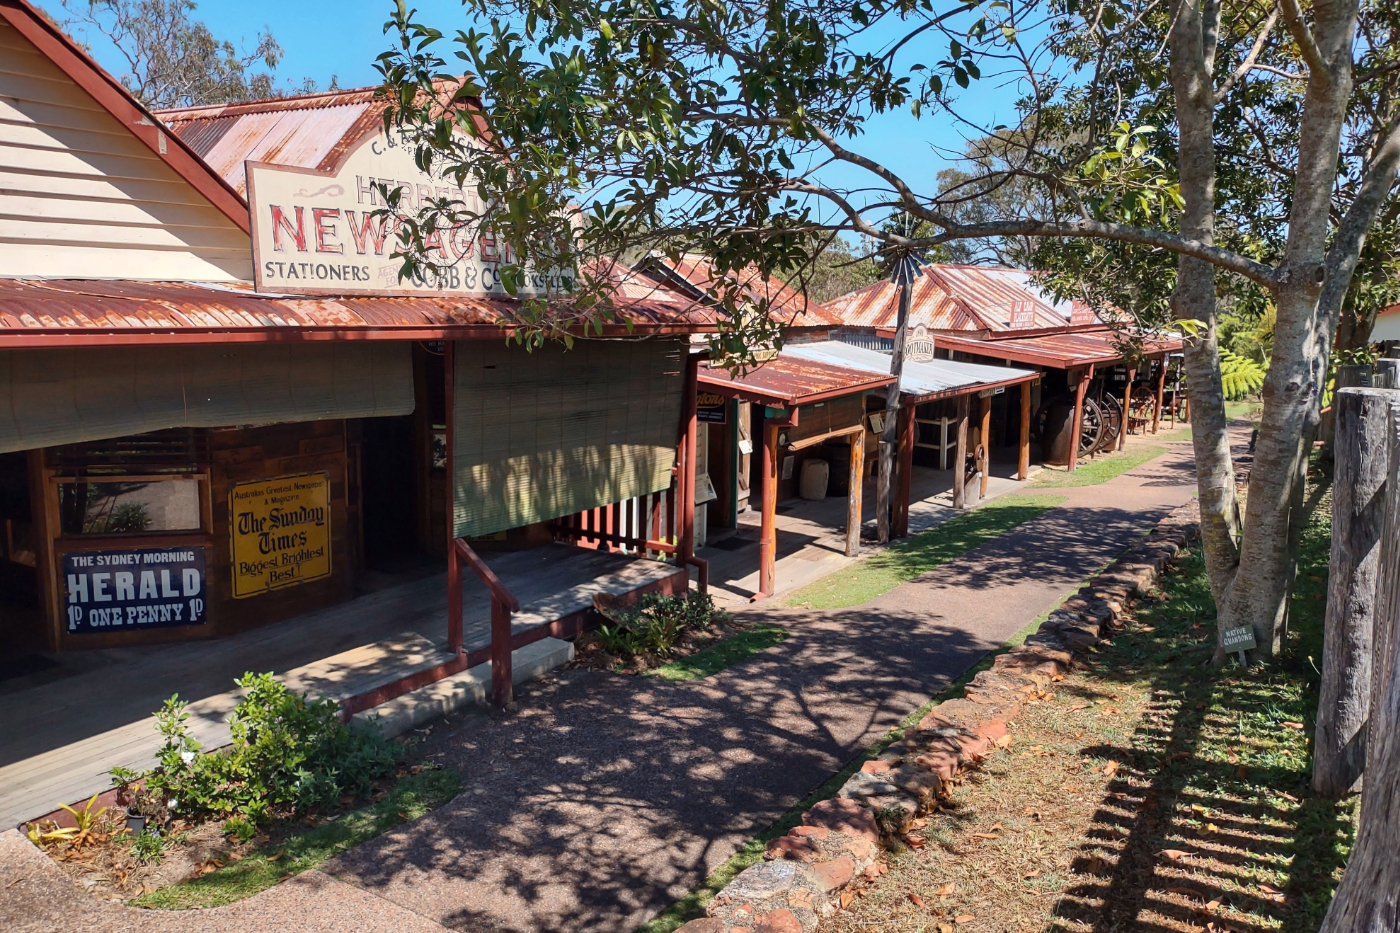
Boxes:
[57,477,204,536]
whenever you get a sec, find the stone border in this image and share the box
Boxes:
[680,501,1201,933]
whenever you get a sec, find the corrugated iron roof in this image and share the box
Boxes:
[698,354,895,407]
[783,341,1038,399]
[637,253,836,326]
[0,270,720,347]
[818,263,1099,333]
[156,80,473,196]
[938,329,1183,368]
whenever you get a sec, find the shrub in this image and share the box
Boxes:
[111,672,401,829]
[595,591,729,662]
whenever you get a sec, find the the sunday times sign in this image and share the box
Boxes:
[246,131,570,297]
[63,547,207,633]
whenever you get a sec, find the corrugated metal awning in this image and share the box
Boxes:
[783,340,1038,400]
[936,329,1183,369]
[698,354,895,408]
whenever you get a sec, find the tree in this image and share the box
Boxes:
[375,0,1400,661]
[779,234,879,305]
[62,0,329,109]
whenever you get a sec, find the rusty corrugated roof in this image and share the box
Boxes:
[938,329,1182,368]
[698,353,895,407]
[156,80,475,197]
[819,263,1100,333]
[0,270,721,347]
[638,253,837,326]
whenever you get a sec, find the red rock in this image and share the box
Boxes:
[914,750,961,779]
[765,835,821,862]
[958,735,991,760]
[753,908,803,933]
[791,825,829,840]
[860,759,893,774]
[974,719,1008,741]
[802,797,880,842]
[676,921,727,933]
[841,836,876,861]
[812,856,856,892]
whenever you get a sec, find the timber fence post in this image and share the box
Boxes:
[1316,397,1400,933]
[1313,388,1396,796]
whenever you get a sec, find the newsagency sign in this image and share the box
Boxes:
[246,131,570,297]
[63,547,207,633]
[230,472,332,598]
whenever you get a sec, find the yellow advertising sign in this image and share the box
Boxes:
[230,472,332,598]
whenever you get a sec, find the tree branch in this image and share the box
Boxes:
[1214,5,1280,102]
[1278,0,1330,81]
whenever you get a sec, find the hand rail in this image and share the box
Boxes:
[454,537,520,611]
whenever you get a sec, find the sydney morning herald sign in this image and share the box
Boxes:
[246,131,569,297]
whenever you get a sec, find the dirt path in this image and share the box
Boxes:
[0,436,1206,933]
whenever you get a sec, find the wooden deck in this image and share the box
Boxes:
[0,544,683,829]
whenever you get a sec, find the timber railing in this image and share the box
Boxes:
[550,484,678,559]
[450,536,521,707]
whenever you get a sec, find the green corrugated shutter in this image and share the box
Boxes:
[452,338,685,538]
[0,342,414,453]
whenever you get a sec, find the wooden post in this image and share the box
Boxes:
[758,420,780,597]
[953,394,969,510]
[444,340,463,655]
[1017,381,1031,481]
[1313,388,1396,795]
[1119,365,1136,450]
[1067,367,1091,472]
[846,428,864,557]
[894,403,914,537]
[978,392,992,500]
[679,351,700,566]
[878,279,912,543]
[1315,396,1400,933]
[490,596,512,707]
[1152,356,1166,434]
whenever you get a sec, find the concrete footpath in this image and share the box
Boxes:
[0,436,1204,933]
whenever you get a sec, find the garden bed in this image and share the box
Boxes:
[23,673,461,909]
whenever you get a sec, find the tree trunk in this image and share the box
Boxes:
[1215,0,1357,658]
[1168,0,1241,612]
[1317,398,1400,933]
[1314,388,1394,797]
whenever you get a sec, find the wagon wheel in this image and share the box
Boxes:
[1097,392,1123,454]
[1128,386,1157,434]
[1078,397,1104,456]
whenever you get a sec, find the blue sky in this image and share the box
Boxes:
[37,0,1029,210]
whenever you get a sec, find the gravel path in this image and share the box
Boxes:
[0,438,1202,933]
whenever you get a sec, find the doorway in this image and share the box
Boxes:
[0,451,47,662]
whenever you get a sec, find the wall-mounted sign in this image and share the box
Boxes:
[905,323,935,362]
[246,132,570,298]
[1070,305,1099,325]
[63,547,206,633]
[1009,300,1038,329]
[230,472,332,598]
[697,392,728,424]
[695,472,719,505]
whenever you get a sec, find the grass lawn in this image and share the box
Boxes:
[649,624,789,681]
[826,463,1354,933]
[782,493,1065,610]
[1033,443,1167,487]
[129,768,460,910]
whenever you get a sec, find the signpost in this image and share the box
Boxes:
[904,323,934,362]
[230,472,333,597]
[1221,624,1257,667]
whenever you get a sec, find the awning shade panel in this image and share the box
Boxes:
[0,342,414,453]
[452,338,685,539]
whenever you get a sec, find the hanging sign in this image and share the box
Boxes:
[905,323,935,362]
[697,392,728,424]
[63,547,207,633]
[230,472,332,598]
[246,132,571,298]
